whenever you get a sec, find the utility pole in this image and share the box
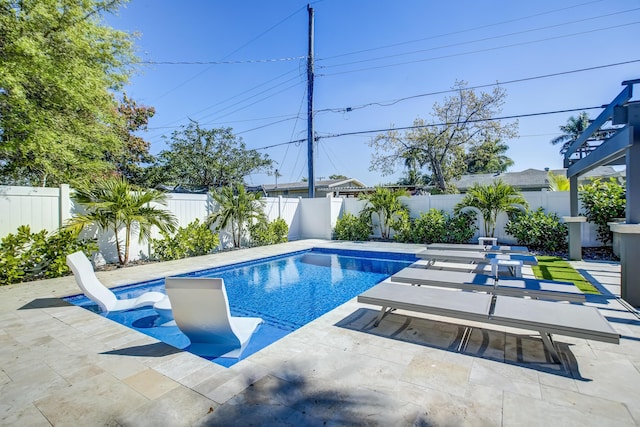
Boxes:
[307,4,315,198]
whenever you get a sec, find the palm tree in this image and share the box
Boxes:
[550,112,613,155]
[547,171,570,191]
[359,187,409,239]
[455,180,528,237]
[65,177,178,265]
[207,184,266,248]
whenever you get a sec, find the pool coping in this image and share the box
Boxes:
[1,240,639,425]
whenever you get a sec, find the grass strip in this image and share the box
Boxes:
[532,256,600,294]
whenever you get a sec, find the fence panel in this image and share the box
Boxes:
[0,185,610,259]
[0,185,68,237]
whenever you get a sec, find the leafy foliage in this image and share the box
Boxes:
[579,178,625,245]
[466,139,514,174]
[249,218,289,246]
[392,209,477,244]
[455,180,528,237]
[207,184,266,248]
[0,0,136,187]
[148,121,272,190]
[359,187,409,239]
[107,94,156,186]
[369,81,517,193]
[547,171,570,191]
[334,213,372,241]
[550,111,614,155]
[0,225,97,285]
[65,177,178,265]
[151,219,219,261]
[505,208,567,252]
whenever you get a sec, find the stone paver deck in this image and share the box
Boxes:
[0,240,638,426]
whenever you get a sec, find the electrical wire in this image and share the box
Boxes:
[146,5,307,103]
[138,56,305,65]
[318,0,604,61]
[319,21,640,77]
[315,59,640,114]
[253,105,604,150]
[318,8,639,69]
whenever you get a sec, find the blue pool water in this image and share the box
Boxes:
[64,248,416,367]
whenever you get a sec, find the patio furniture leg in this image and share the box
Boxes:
[374,306,391,327]
[539,331,561,363]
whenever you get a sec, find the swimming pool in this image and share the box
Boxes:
[65,248,417,367]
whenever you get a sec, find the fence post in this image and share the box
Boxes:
[59,184,71,228]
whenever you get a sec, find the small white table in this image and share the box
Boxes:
[490,258,523,278]
[478,237,498,246]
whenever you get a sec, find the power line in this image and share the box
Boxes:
[315,59,640,114]
[318,8,639,69]
[319,21,640,77]
[318,0,604,61]
[145,67,302,135]
[321,106,604,139]
[253,105,604,150]
[138,56,305,65]
[146,5,307,103]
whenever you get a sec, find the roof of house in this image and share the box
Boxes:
[261,178,366,192]
[451,166,624,191]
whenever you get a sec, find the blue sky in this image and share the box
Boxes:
[106,0,640,186]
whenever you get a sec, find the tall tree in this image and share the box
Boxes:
[108,94,156,186]
[550,111,615,155]
[369,81,518,193]
[0,0,136,186]
[466,138,514,174]
[149,121,272,190]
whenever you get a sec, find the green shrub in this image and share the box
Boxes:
[391,209,477,244]
[445,211,477,244]
[151,219,219,261]
[334,212,371,241]
[390,210,415,242]
[249,218,289,246]
[579,178,625,245]
[0,225,97,285]
[505,208,567,252]
[413,209,448,244]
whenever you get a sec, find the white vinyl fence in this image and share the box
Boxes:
[0,185,601,262]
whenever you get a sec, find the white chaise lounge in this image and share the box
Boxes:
[391,266,586,302]
[358,282,619,363]
[66,251,166,313]
[165,277,263,358]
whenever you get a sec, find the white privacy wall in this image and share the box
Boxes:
[0,185,602,262]
[0,185,71,236]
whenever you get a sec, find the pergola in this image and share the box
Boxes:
[564,79,640,306]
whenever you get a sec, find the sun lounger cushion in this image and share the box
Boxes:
[426,243,530,253]
[417,249,538,266]
[391,267,586,302]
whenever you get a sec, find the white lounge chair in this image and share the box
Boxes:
[391,267,586,302]
[358,282,619,363]
[164,277,263,358]
[66,251,167,313]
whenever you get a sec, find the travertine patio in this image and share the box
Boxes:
[1,240,638,426]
